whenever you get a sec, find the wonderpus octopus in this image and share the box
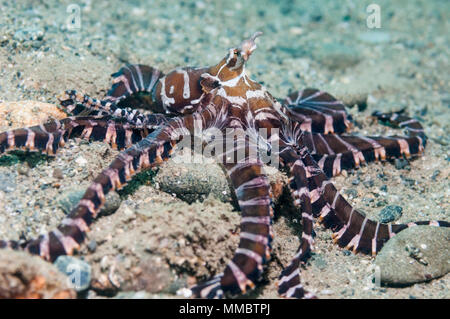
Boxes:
[0,32,448,299]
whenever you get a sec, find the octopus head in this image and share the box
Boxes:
[202,32,263,90]
[206,32,262,84]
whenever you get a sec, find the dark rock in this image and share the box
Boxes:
[54,256,91,292]
[87,240,97,252]
[378,205,403,223]
[376,199,388,207]
[395,158,409,170]
[344,188,358,198]
[431,170,440,181]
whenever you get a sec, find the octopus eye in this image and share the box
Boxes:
[235,50,241,57]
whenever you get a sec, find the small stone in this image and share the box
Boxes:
[54,256,91,292]
[289,27,304,35]
[363,179,374,188]
[375,226,450,285]
[344,188,358,198]
[395,158,409,170]
[53,168,64,179]
[351,178,360,185]
[87,240,97,252]
[431,170,440,181]
[75,156,88,166]
[17,165,30,176]
[376,199,387,207]
[378,205,403,223]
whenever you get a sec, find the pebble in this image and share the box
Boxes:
[375,226,450,285]
[431,170,440,181]
[54,256,92,292]
[395,158,409,170]
[87,240,97,253]
[344,188,358,198]
[53,168,64,180]
[378,205,403,223]
[75,156,88,166]
[17,164,30,176]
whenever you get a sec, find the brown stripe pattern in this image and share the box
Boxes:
[191,130,273,298]
[283,88,353,134]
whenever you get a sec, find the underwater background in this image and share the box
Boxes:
[0,0,448,298]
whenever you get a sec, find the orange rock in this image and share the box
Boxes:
[0,250,76,299]
[0,100,67,131]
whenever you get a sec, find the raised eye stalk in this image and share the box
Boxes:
[238,31,263,61]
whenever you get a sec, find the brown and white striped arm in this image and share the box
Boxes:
[373,109,427,145]
[282,88,353,134]
[190,132,273,298]
[0,116,161,157]
[59,90,161,128]
[299,148,449,256]
[277,146,317,299]
[301,133,424,178]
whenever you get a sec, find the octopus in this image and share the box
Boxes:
[0,32,448,298]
